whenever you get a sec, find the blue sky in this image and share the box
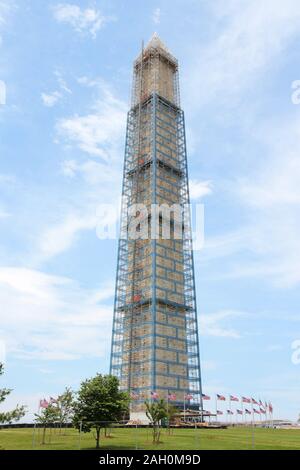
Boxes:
[1,0,300,422]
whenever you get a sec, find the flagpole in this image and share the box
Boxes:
[184,392,186,423]
[251,403,255,450]
[271,405,274,428]
[264,399,268,427]
[265,399,269,426]
[229,396,232,426]
[215,395,217,423]
[259,401,262,426]
[241,397,244,426]
[167,389,169,414]
[270,403,273,428]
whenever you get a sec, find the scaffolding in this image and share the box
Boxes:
[110,34,203,416]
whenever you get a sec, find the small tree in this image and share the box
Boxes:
[34,405,59,444]
[145,399,168,444]
[165,404,178,435]
[73,374,129,449]
[0,363,26,425]
[56,388,74,433]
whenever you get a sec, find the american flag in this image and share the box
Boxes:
[227,410,234,415]
[202,393,210,400]
[245,409,252,415]
[230,395,239,402]
[217,410,223,415]
[269,402,273,413]
[151,391,159,400]
[130,392,139,400]
[260,408,266,414]
[237,410,243,415]
[168,393,176,401]
[259,400,263,407]
[185,393,193,400]
[39,399,49,409]
[217,394,226,401]
[253,409,260,414]
[251,398,259,405]
[242,397,251,403]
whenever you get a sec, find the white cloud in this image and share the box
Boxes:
[186,0,300,107]
[185,2,300,289]
[37,213,97,262]
[202,360,218,371]
[54,70,72,94]
[238,118,300,209]
[267,344,283,352]
[30,78,125,266]
[0,173,15,185]
[0,0,10,21]
[56,78,127,160]
[0,2,10,24]
[0,79,6,104]
[0,267,114,361]
[0,1,17,53]
[34,193,120,265]
[52,3,110,38]
[61,158,119,185]
[200,310,244,338]
[57,112,124,158]
[190,179,212,200]
[0,0,14,45]
[202,114,300,289]
[201,228,248,261]
[152,7,161,25]
[41,72,72,107]
[232,116,300,288]
[0,206,10,219]
[41,91,62,107]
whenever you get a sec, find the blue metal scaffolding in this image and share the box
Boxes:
[110,36,203,416]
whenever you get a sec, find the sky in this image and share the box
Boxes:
[0,0,300,422]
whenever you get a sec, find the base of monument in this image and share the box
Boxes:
[129,411,150,425]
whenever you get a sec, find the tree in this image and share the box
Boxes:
[145,399,168,444]
[73,374,129,449]
[0,363,26,425]
[34,405,59,445]
[56,388,74,432]
[165,404,179,435]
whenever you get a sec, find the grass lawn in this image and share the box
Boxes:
[0,427,300,450]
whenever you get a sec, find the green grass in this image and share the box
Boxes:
[1,427,300,450]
